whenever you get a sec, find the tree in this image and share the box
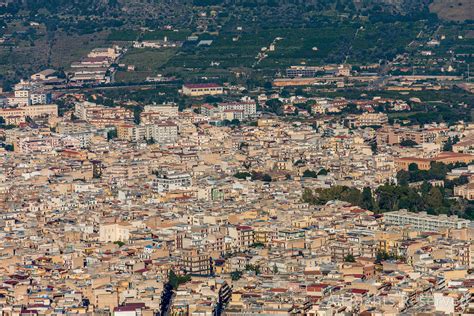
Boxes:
[302,169,317,178]
[234,172,251,180]
[400,139,418,147]
[245,264,260,275]
[280,89,290,98]
[262,174,272,182]
[318,168,328,176]
[424,187,444,211]
[408,163,418,172]
[371,141,377,154]
[107,129,117,141]
[230,271,242,281]
[114,241,125,247]
[344,254,356,262]
[397,170,410,186]
[4,144,13,151]
[230,119,240,126]
[429,162,448,180]
[265,99,283,115]
[443,137,453,151]
[272,264,279,274]
[360,187,375,210]
[168,270,191,290]
[133,106,143,124]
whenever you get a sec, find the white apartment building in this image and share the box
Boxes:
[117,121,178,143]
[152,172,192,192]
[142,104,179,118]
[217,100,257,118]
[384,210,471,231]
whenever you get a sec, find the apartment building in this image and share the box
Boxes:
[228,225,255,251]
[140,104,179,123]
[7,80,52,106]
[355,112,388,127]
[74,102,133,122]
[384,210,471,231]
[217,100,257,118]
[180,248,211,275]
[117,121,178,143]
[377,126,442,145]
[152,172,192,193]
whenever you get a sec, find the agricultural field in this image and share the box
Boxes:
[349,21,424,64]
[115,48,178,83]
[107,29,191,42]
[163,26,357,71]
[161,21,428,76]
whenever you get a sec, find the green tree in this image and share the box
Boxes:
[371,141,377,154]
[107,129,117,141]
[302,169,317,178]
[265,99,283,115]
[168,270,191,290]
[424,186,444,211]
[360,187,375,210]
[408,163,419,172]
[318,168,328,176]
[272,264,279,274]
[4,144,13,151]
[397,170,410,186]
[234,172,251,180]
[400,139,418,147]
[443,137,453,151]
[230,271,242,281]
[344,254,356,262]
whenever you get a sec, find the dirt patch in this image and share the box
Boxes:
[430,0,474,21]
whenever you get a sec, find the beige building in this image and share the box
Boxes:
[454,183,474,200]
[182,83,224,96]
[99,222,132,242]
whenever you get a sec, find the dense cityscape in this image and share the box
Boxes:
[0,0,473,315]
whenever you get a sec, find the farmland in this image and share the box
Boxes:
[115,48,179,83]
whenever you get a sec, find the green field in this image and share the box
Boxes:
[115,48,178,83]
[164,27,357,70]
[349,22,423,63]
[161,22,429,75]
[107,29,191,42]
[142,30,191,41]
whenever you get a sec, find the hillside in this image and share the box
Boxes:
[430,0,474,21]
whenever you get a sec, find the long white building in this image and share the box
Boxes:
[384,210,471,231]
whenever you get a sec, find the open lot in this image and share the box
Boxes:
[115,48,178,83]
[430,0,474,21]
